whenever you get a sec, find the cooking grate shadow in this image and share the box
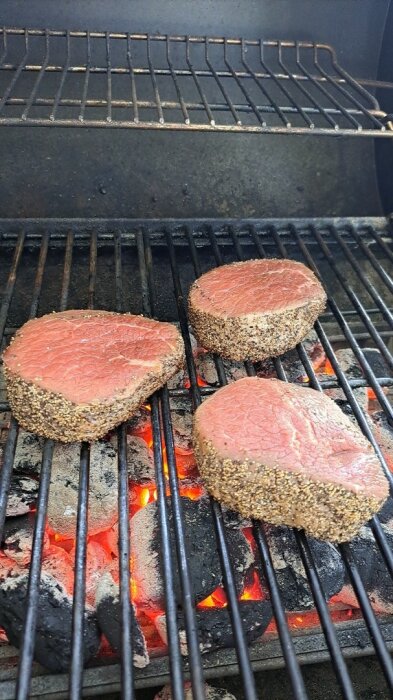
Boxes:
[0,218,392,699]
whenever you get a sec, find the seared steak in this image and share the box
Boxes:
[193,377,388,541]
[3,310,184,442]
[188,259,326,361]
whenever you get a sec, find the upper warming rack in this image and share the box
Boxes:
[0,27,391,136]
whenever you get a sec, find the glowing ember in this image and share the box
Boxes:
[130,482,158,515]
[240,571,264,601]
[198,585,227,609]
[131,422,154,448]
[323,358,336,376]
[179,484,204,500]
[184,375,209,389]
[174,446,198,479]
[198,570,264,609]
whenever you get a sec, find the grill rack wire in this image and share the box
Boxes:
[0,220,392,699]
[0,27,391,136]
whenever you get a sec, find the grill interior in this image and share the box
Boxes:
[0,27,391,135]
[0,218,392,699]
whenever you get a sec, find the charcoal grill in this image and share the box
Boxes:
[0,219,391,700]
[1,1,393,698]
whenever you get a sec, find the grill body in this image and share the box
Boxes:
[0,0,392,219]
[0,219,392,699]
[0,2,393,699]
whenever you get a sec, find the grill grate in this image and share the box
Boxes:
[0,28,390,136]
[0,218,392,699]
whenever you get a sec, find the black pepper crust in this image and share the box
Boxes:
[4,334,185,443]
[189,296,326,362]
[188,259,327,361]
[193,432,386,543]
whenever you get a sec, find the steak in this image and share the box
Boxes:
[193,377,389,542]
[3,310,184,442]
[188,259,326,361]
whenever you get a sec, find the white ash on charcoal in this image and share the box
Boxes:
[169,397,193,451]
[155,599,272,656]
[130,496,254,608]
[195,352,247,386]
[0,553,100,671]
[323,347,391,407]
[336,524,393,614]
[126,405,152,436]
[127,435,156,483]
[70,541,110,608]
[256,331,325,382]
[6,475,38,517]
[332,348,364,379]
[154,682,237,700]
[2,512,50,565]
[95,568,149,667]
[47,440,118,538]
[167,365,188,390]
[323,380,368,414]
[263,525,345,611]
[12,430,43,477]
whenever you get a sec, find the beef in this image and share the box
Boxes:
[188,259,326,361]
[3,310,185,442]
[193,377,388,542]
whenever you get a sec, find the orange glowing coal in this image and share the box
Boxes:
[130,482,158,514]
[198,570,264,609]
[198,585,227,609]
[323,358,336,376]
[130,421,154,448]
[184,375,209,389]
[240,570,264,601]
[180,484,204,500]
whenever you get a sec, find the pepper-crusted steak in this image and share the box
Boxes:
[3,310,185,442]
[193,377,389,542]
[188,259,326,361]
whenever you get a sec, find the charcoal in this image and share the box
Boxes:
[196,352,247,386]
[222,507,252,530]
[47,440,118,538]
[155,600,272,655]
[0,561,100,672]
[13,430,43,477]
[96,570,149,667]
[127,406,152,435]
[127,435,155,482]
[264,526,345,611]
[167,366,188,390]
[2,512,50,565]
[155,682,236,700]
[130,496,254,607]
[256,330,325,382]
[323,379,368,413]
[169,397,193,451]
[334,349,363,379]
[71,541,111,608]
[363,348,392,379]
[337,525,393,614]
[6,475,38,517]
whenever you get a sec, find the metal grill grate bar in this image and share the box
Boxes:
[0,219,392,699]
[0,28,389,135]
